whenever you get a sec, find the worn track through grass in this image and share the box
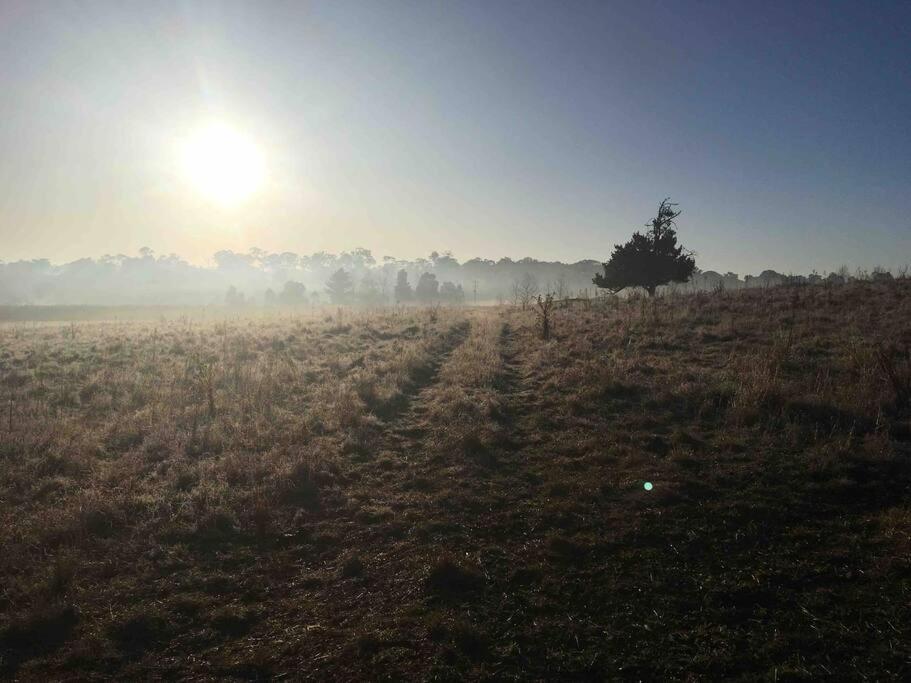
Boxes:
[3,283,910,680]
[207,317,485,678]
[267,314,556,679]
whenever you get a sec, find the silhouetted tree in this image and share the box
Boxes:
[594,198,696,297]
[325,268,354,304]
[415,272,439,303]
[394,269,413,303]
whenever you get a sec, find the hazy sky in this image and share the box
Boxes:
[1,1,909,273]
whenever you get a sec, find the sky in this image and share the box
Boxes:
[0,0,909,274]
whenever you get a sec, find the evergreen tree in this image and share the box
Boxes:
[325,268,354,304]
[594,198,696,297]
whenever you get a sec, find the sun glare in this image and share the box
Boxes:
[180,123,264,207]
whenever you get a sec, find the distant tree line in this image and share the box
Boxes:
[0,248,598,306]
[0,244,905,307]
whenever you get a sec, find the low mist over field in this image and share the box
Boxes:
[2,246,898,308]
[3,280,911,679]
[2,1,910,680]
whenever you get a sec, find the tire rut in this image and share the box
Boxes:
[371,318,472,432]
[268,315,559,678]
[380,318,473,454]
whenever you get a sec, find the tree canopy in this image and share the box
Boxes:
[325,268,354,304]
[415,272,439,302]
[593,198,696,296]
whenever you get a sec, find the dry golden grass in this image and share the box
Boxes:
[1,281,910,679]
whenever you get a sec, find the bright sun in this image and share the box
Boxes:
[180,122,264,207]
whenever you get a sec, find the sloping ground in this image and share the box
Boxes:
[2,282,910,679]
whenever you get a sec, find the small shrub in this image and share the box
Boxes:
[535,293,556,340]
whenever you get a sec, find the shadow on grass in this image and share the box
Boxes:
[0,604,78,675]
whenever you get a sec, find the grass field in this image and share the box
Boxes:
[1,281,910,679]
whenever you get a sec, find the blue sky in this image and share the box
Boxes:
[0,0,909,274]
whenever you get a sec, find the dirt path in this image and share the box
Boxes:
[313,315,559,679]
[12,289,911,681]
[271,313,554,679]
[244,317,489,678]
[132,313,654,679]
[87,312,660,680]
